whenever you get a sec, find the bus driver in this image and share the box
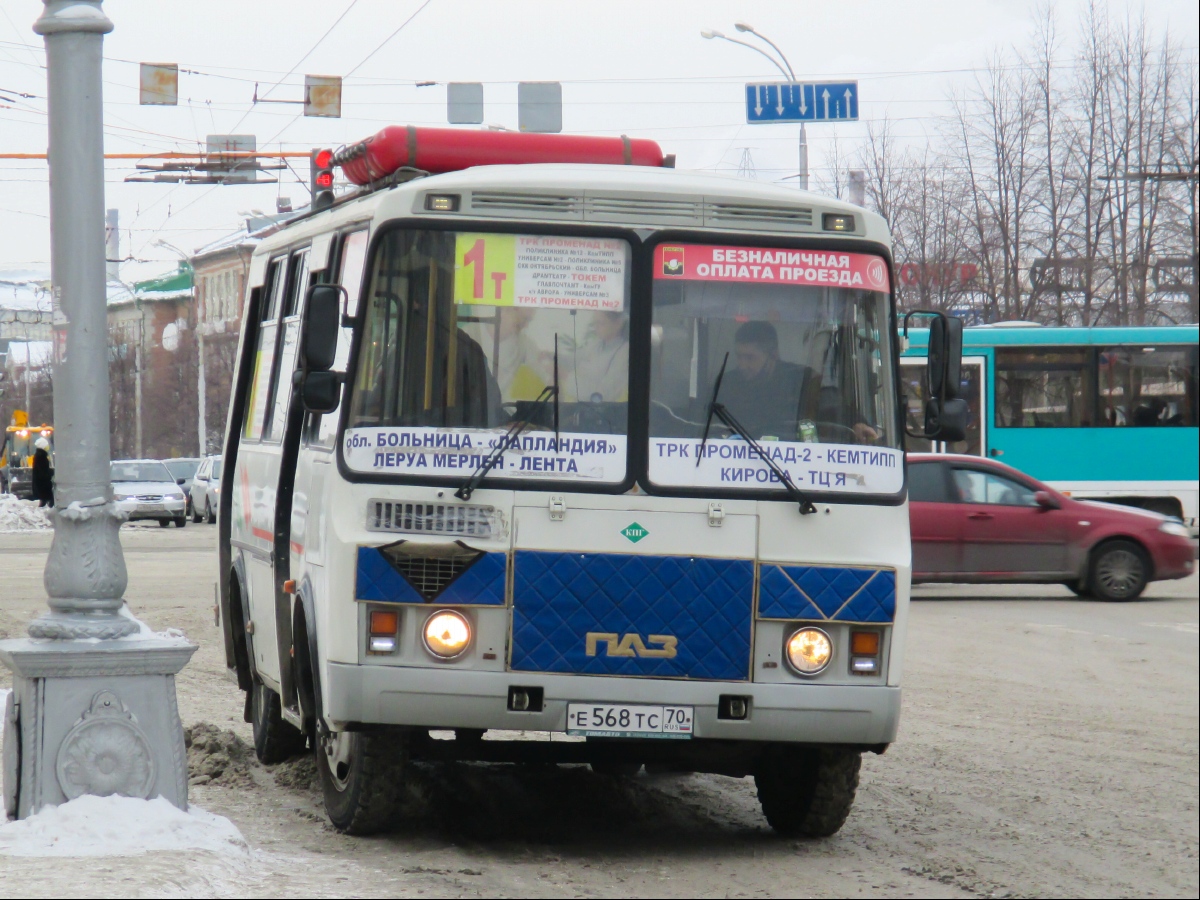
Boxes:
[719,321,880,444]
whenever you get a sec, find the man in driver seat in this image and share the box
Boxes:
[720,321,879,444]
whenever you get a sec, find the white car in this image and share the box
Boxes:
[190,455,222,524]
[111,459,188,527]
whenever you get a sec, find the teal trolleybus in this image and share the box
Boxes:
[902,324,1199,530]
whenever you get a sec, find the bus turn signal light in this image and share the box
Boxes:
[368,609,400,654]
[369,610,399,635]
[850,631,880,656]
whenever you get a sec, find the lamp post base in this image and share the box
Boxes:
[27,611,140,640]
[1,635,196,820]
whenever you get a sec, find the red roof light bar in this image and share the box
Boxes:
[334,125,670,186]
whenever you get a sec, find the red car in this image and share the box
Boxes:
[907,453,1195,601]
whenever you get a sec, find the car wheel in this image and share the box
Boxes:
[158,519,171,527]
[1088,540,1150,602]
[206,503,216,524]
[174,516,187,528]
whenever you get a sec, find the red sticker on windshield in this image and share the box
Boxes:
[653,244,890,292]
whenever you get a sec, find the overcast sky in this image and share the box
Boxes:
[1,0,1196,284]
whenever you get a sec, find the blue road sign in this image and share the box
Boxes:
[745,82,858,123]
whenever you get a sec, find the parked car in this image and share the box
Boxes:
[190,455,222,524]
[162,457,200,516]
[908,453,1194,601]
[111,459,187,527]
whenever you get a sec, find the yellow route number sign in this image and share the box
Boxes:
[454,233,516,306]
[454,232,627,311]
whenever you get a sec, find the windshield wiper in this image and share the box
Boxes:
[456,337,560,502]
[696,352,730,468]
[708,401,818,516]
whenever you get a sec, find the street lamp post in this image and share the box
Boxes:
[153,239,205,457]
[702,24,809,190]
[1,0,194,821]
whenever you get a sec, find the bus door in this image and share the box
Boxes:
[234,246,311,694]
[902,356,986,455]
[293,228,369,572]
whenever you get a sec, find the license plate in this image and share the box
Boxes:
[138,502,163,511]
[566,703,693,739]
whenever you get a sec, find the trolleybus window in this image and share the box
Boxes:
[1097,345,1197,427]
[995,347,1092,427]
[344,229,631,483]
[647,242,900,495]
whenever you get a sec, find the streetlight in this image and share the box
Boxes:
[153,239,205,457]
[701,23,809,190]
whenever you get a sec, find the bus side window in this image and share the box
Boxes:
[313,229,369,447]
[263,248,311,442]
[243,258,288,441]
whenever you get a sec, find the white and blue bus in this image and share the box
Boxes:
[218,126,964,835]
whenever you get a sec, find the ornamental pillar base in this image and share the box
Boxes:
[1,635,196,820]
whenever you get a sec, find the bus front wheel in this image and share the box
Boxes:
[754,746,860,838]
[318,728,409,835]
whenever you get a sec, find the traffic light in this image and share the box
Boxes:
[310,148,335,210]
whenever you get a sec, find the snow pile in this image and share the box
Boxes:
[0,494,52,532]
[0,795,247,857]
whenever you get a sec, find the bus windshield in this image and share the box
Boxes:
[345,229,632,484]
[648,243,901,495]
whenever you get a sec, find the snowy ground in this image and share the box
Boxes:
[0,494,51,533]
[1,526,1197,898]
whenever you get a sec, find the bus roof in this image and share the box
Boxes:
[250,162,892,259]
[904,323,1199,350]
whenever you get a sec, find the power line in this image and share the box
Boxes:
[344,0,434,79]
[227,0,362,134]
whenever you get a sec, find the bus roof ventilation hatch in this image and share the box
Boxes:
[705,201,815,232]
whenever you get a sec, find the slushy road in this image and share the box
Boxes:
[2,525,1196,897]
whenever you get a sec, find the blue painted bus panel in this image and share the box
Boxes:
[758,564,896,622]
[511,551,754,680]
[356,546,507,605]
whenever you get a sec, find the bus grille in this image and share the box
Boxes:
[368,500,500,539]
[383,549,482,601]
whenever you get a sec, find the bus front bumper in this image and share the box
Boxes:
[324,663,901,746]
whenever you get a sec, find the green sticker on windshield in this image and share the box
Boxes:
[621,522,649,543]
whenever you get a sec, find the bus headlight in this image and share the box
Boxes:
[785,627,833,675]
[423,610,471,659]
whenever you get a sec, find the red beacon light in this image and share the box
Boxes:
[333,125,673,186]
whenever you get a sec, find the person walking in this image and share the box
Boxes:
[31,437,54,508]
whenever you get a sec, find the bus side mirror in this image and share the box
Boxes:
[302,284,344,372]
[904,310,966,443]
[301,370,341,414]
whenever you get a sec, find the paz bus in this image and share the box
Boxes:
[218,126,964,835]
[902,324,1198,531]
